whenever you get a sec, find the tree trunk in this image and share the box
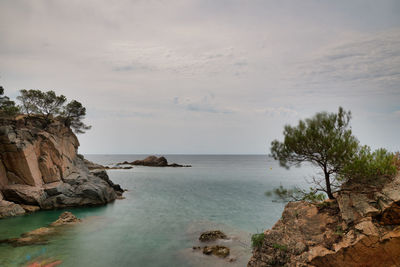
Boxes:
[324,171,334,199]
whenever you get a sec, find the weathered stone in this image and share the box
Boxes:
[84,159,106,170]
[199,230,227,242]
[248,173,400,267]
[124,155,191,167]
[50,211,80,226]
[20,204,40,213]
[2,185,46,205]
[0,200,25,218]
[0,118,123,217]
[0,211,80,246]
[203,246,230,258]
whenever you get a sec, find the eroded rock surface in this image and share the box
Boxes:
[0,117,123,218]
[248,173,400,267]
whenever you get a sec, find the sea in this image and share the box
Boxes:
[0,155,316,267]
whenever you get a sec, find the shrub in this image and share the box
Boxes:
[272,243,288,251]
[341,146,397,184]
[266,185,326,203]
[251,233,265,249]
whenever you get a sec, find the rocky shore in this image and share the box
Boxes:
[248,173,400,267]
[0,117,123,219]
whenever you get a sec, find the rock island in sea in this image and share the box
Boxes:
[0,116,123,218]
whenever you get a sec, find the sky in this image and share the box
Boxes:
[0,0,399,154]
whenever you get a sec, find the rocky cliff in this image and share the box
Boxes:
[248,173,400,267]
[0,117,122,218]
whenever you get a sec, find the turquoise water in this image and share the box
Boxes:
[0,155,314,267]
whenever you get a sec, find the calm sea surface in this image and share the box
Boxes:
[0,155,315,267]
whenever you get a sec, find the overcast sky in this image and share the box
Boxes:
[0,0,399,154]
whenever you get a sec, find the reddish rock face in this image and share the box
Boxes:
[248,173,400,267]
[0,117,122,218]
[0,120,79,187]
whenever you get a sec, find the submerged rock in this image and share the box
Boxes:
[199,230,228,242]
[0,211,80,246]
[203,245,230,258]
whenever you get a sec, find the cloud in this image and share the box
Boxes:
[294,29,400,93]
[173,95,233,114]
[264,107,299,118]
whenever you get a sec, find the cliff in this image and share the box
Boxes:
[0,117,122,218]
[248,173,400,267]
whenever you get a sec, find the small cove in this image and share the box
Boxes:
[0,155,314,267]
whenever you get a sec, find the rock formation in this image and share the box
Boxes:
[0,211,80,246]
[248,173,400,267]
[119,155,191,167]
[199,230,228,242]
[192,230,231,259]
[0,117,123,218]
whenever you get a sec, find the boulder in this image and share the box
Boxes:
[199,230,228,242]
[0,200,25,218]
[203,246,230,258]
[50,211,80,226]
[131,156,169,166]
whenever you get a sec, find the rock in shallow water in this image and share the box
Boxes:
[0,211,80,246]
[203,246,230,258]
[199,230,227,242]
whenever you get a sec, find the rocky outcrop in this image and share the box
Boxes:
[83,158,106,170]
[0,117,123,218]
[248,173,400,267]
[120,155,191,167]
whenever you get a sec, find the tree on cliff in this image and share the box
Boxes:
[0,86,20,117]
[17,89,66,124]
[16,89,91,133]
[61,100,91,134]
[270,107,359,199]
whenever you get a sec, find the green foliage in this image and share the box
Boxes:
[340,146,398,184]
[334,225,344,236]
[251,233,265,249]
[17,89,66,122]
[266,185,326,203]
[272,243,288,251]
[0,86,20,117]
[17,89,42,116]
[270,107,359,199]
[62,100,91,134]
[301,190,326,202]
[16,89,90,134]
